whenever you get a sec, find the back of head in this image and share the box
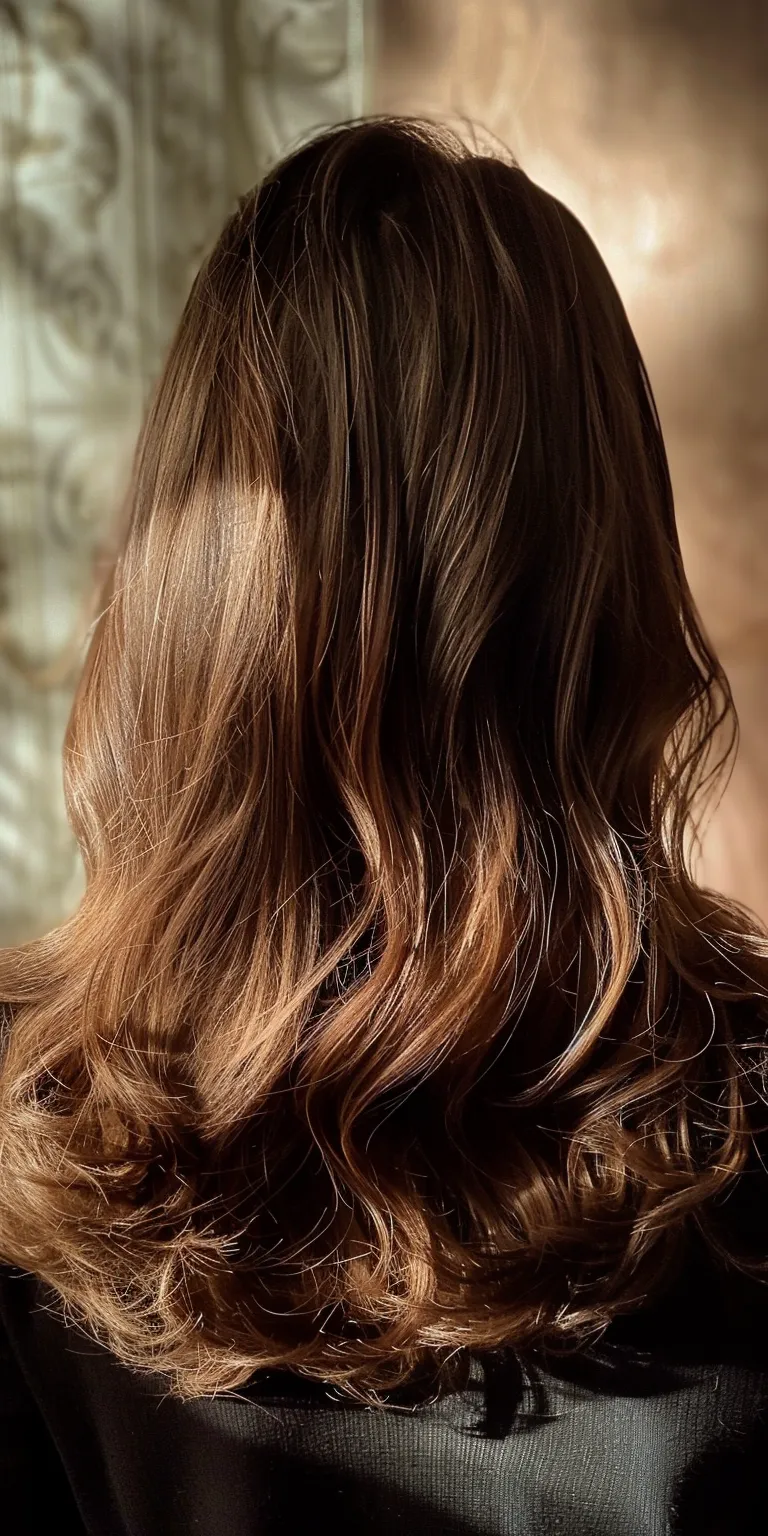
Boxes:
[1,116,767,1406]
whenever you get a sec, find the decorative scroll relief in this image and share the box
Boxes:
[0,0,368,943]
[236,1,366,182]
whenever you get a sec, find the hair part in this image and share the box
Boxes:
[1,115,767,1408]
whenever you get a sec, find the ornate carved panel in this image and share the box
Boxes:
[0,0,368,942]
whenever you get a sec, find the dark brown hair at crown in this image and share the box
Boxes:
[1,116,767,1408]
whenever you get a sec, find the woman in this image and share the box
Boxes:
[1,115,767,1535]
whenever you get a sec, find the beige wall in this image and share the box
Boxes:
[372,0,768,927]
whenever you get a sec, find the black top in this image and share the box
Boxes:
[2,1171,768,1536]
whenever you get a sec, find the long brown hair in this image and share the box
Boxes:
[1,116,767,1408]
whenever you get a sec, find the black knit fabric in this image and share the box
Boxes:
[2,1175,768,1535]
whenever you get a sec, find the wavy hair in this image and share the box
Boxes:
[1,116,768,1408]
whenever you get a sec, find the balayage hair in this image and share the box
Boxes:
[1,116,767,1409]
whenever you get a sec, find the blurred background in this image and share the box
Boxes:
[0,0,766,945]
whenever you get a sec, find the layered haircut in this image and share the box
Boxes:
[1,117,767,1408]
